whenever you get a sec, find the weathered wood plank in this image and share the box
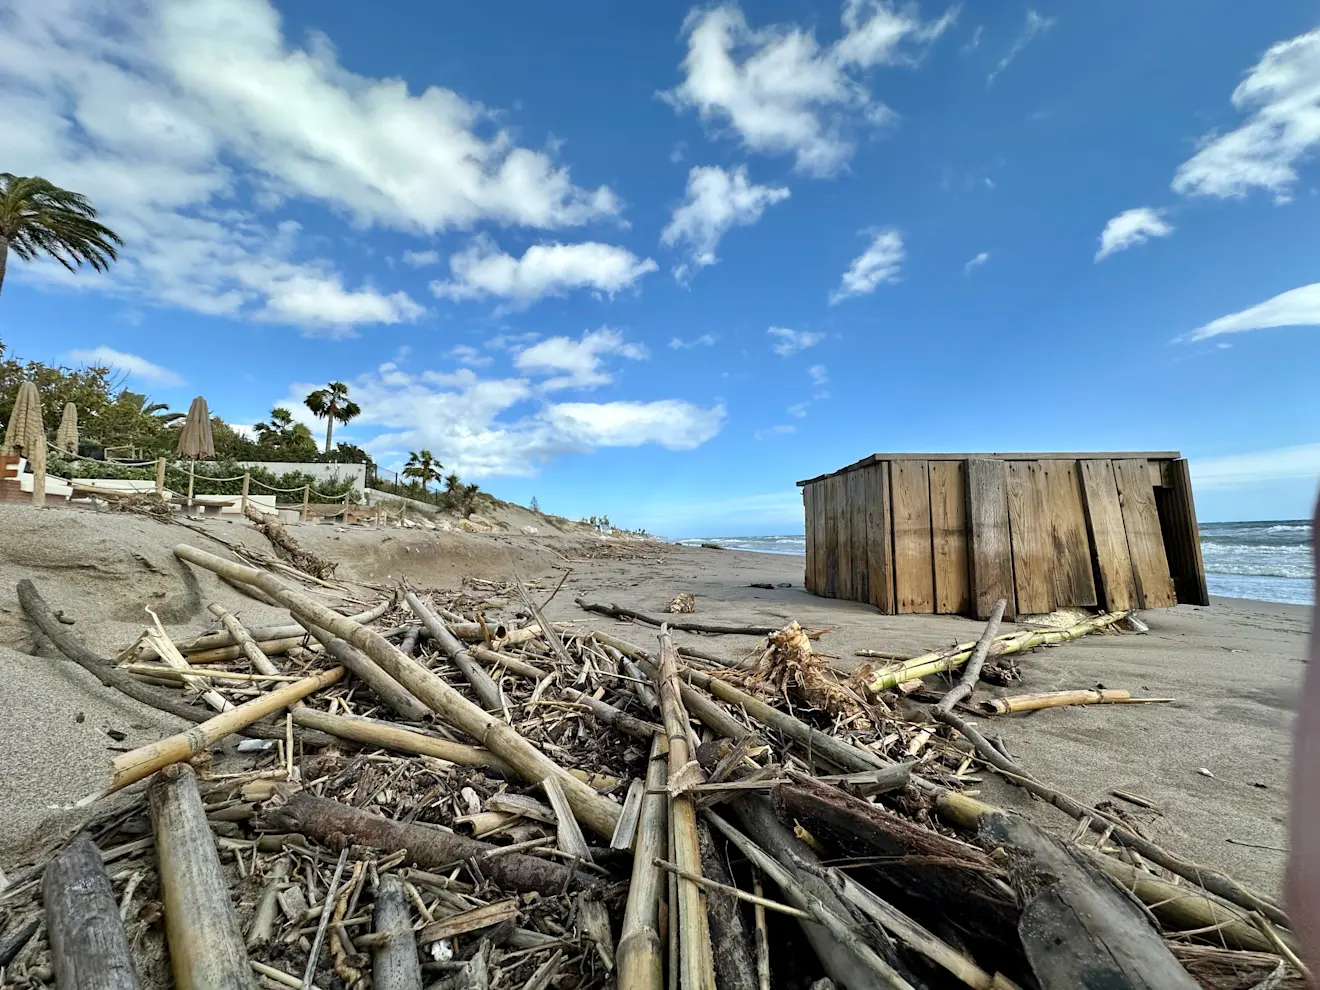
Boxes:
[891,460,934,614]
[798,452,1182,487]
[1160,459,1210,606]
[928,460,970,615]
[1042,461,1098,607]
[966,459,1016,621]
[1113,459,1177,609]
[1078,460,1137,612]
[864,464,895,614]
[1006,461,1055,615]
[802,484,819,595]
[836,473,854,603]
[822,477,839,599]
[848,467,869,605]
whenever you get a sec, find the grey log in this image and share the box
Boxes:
[404,590,504,711]
[42,837,141,990]
[303,622,431,721]
[373,873,423,990]
[149,764,257,990]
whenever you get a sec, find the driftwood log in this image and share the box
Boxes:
[576,599,781,636]
[617,734,667,990]
[264,793,599,895]
[42,837,141,990]
[17,579,292,742]
[978,810,1200,989]
[698,823,759,990]
[373,873,423,990]
[149,764,257,990]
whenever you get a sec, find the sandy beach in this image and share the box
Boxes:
[0,501,1310,898]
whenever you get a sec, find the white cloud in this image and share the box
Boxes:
[514,328,649,391]
[0,0,618,331]
[430,236,657,309]
[963,250,990,273]
[663,1,954,177]
[449,344,493,368]
[669,334,718,349]
[987,10,1056,85]
[830,228,903,302]
[768,327,825,356]
[1191,443,1320,488]
[808,364,830,385]
[787,402,809,417]
[1187,282,1320,341]
[961,26,983,53]
[661,165,789,279]
[283,361,724,478]
[1094,207,1173,261]
[67,346,184,386]
[754,424,797,440]
[402,249,440,267]
[1172,30,1320,203]
[245,266,425,335]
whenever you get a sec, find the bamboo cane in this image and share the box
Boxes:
[151,599,394,661]
[867,610,1130,693]
[172,543,621,839]
[43,837,142,989]
[289,707,514,775]
[657,632,717,990]
[301,622,432,721]
[979,689,1173,714]
[405,590,504,711]
[372,873,422,990]
[108,666,344,793]
[618,734,668,990]
[149,764,257,989]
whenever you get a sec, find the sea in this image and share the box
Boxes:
[676,519,1315,606]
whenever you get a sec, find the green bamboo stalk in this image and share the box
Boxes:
[866,611,1129,693]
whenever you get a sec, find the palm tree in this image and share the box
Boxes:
[0,174,123,298]
[403,449,442,493]
[304,381,361,454]
[253,407,295,442]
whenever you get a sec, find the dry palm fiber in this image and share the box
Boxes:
[718,621,874,731]
[243,505,337,579]
[666,593,696,613]
[174,396,214,459]
[1,380,44,457]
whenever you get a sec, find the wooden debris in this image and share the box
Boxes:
[665,593,696,614]
[979,688,1174,714]
[43,837,141,989]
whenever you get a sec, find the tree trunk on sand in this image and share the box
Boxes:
[43,837,141,990]
[264,793,599,896]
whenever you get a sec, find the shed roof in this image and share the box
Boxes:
[796,451,1182,487]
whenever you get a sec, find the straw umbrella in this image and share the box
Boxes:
[1,381,47,504]
[55,402,78,456]
[175,396,215,508]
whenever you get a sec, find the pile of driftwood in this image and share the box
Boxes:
[0,540,1306,990]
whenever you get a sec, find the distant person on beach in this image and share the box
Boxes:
[1287,494,1320,966]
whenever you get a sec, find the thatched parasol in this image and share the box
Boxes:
[1,381,45,458]
[55,402,78,456]
[176,396,215,507]
[1,381,48,504]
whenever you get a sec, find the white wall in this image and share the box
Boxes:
[238,461,367,492]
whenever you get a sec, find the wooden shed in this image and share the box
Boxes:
[797,452,1208,620]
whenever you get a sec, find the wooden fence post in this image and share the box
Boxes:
[301,484,310,522]
[155,457,166,497]
[241,473,250,513]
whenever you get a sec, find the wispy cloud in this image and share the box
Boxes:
[831,228,904,303]
[1191,443,1320,487]
[1095,207,1173,261]
[1172,30,1320,203]
[808,364,830,386]
[963,251,990,273]
[768,327,824,356]
[754,424,797,441]
[661,165,789,281]
[67,346,184,386]
[1186,282,1320,341]
[402,249,440,268]
[988,10,1056,85]
[669,334,718,349]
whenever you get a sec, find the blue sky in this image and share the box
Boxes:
[1,0,1318,536]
